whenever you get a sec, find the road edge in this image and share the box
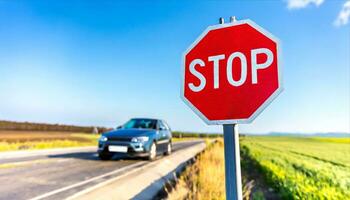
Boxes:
[67,140,207,200]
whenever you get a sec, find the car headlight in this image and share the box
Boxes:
[131,136,149,143]
[99,135,108,142]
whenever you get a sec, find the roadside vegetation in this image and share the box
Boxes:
[242,136,350,199]
[0,131,99,152]
[0,120,108,133]
[172,131,220,139]
[167,139,266,200]
[167,136,350,200]
[0,120,107,152]
[172,131,221,142]
[167,139,226,200]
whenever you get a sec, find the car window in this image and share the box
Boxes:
[123,119,157,129]
[158,121,167,130]
[162,121,171,130]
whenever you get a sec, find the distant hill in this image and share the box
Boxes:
[0,120,110,133]
[248,132,350,138]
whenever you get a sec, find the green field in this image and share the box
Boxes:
[241,136,350,199]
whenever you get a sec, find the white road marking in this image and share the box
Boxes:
[29,161,146,200]
[66,160,161,200]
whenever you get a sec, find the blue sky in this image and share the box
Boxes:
[0,0,349,133]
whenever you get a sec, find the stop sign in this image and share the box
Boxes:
[181,20,282,125]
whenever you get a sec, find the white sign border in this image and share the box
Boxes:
[181,19,283,125]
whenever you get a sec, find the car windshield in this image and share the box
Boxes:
[123,119,157,129]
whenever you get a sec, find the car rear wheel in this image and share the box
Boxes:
[98,153,112,160]
[165,141,172,155]
[148,142,157,161]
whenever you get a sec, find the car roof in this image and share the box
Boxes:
[131,118,160,121]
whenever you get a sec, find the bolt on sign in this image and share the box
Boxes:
[181,19,283,124]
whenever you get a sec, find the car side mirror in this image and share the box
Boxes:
[158,127,165,131]
[117,126,122,129]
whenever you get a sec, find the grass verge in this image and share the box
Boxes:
[0,133,99,152]
[167,139,270,200]
[167,139,225,200]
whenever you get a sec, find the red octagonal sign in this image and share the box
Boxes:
[181,20,283,125]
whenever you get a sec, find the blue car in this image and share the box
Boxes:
[98,118,172,160]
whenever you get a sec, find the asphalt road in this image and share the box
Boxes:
[0,140,203,200]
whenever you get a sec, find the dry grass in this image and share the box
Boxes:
[172,137,219,143]
[0,131,94,142]
[0,131,99,152]
[168,139,226,200]
[167,139,258,200]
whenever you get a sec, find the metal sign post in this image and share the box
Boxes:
[220,17,242,200]
[223,124,242,200]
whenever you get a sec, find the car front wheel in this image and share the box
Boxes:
[148,142,157,161]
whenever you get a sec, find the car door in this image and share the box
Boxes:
[162,120,172,142]
[156,120,168,152]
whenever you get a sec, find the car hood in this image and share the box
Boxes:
[104,129,155,138]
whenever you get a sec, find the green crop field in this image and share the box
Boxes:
[241,136,350,199]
